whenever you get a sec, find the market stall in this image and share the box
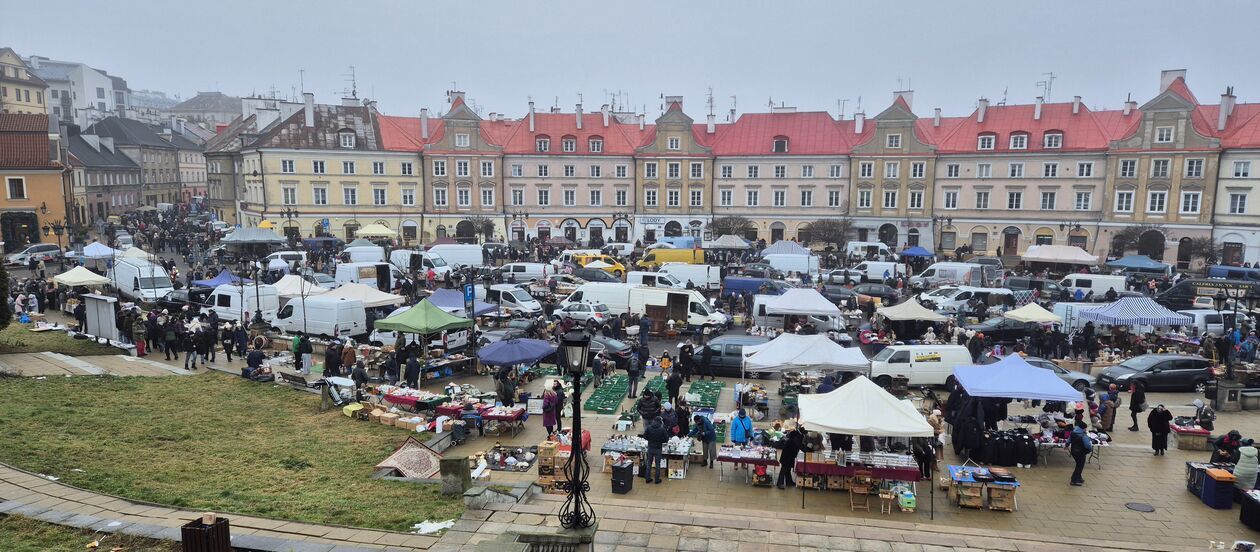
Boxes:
[272,274,328,299]
[1003,302,1061,324]
[192,269,251,288]
[876,299,948,323]
[1077,296,1191,327]
[1020,244,1099,266]
[708,234,751,249]
[478,338,556,378]
[324,282,405,308]
[52,266,110,287]
[374,300,476,382]
[1106,254,1170,274]
[742,333,869,379]
[428,288,498,316]
[759,240,811,256]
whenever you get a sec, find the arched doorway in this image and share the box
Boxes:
[561,219,580,243]
[1138,230,1165,261]
[587,219,606,247]
[664,221,683,237]
[907,228,920,247]
[878,223,898,247]
[1034,227,1055,246]
[688,220,703,238]
[1001,226,1021,255]
[510,220,526,243]
[1177,237,1193,269]
[613,220,631,243]
[344,221,360,239]
[536,220,551,241]
[770,222,787,243]
[436,225,448,238]
[455,220,476,243]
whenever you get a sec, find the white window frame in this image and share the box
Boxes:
[977,135,995,150]
[645,189,658,207]
[1155,126,1174,143]
[588,139,603,153]
[882,190,898,209]
[943,191,958,210]
[747,189,759,207]
[373,187,387,206]
[1185,158,1204,178]
[433,188,448,207]
[946,164,960,178]
[511,164,523,177]
[800,189,813,207]
[829,165,843,178]
[481,188,494,207]
[720,165,733,179]
[1230,193,1248,215]
[1007,191,1023,210]
[1180,191,1201,214]
[886,134,901,148]
[1234,161,1252,178]
[720,189,733,207]
[645,162,658,179]
[536,138,550,152]
[667,162,681,179]
[977,163,992,178]
[455,133,470,147]
[342,161,356,174]
[342,186,358,206]
[401,188,416,206]
[1115,191,1134,213]
[457,188,471,207]
[589,189,602,206]
[667,137,681,150]
[1145,191,1165,213]
[481,161,495,177]
[1043,162,1058,178]
[909,190,924,210]
[857,190,872,209]
[747,165,760,178]
[589,165,602,178]
[1009,134,1028,150]
[433,160,447,177]
[1009,163,1024,178]
[1120,159,1137,178]
[281,159,295,173]
[773,190,786,207]
[1074,192,1091,211]
[690,162,704,179]
[1044,133,1063,149]
[911,162,926,179]
[1077,162,1093,177]
[1040,191,1056,210]
[339,133,355,148]
[563,189,576,206]
[801,165,814,178]
[282,186,297,205]
[312,187,328,205]
[690,189,703,207]
[774,165,787,179]
[975,191,990,209]
[401,161,414,176]
[562,138,576,153]
[884,161,900,179]
[1151,159,1170,178]
[537,165,549,178]
[456,160,470,177]
[615,190,627,206]
[615,165,628,178]
[537,189,550,206]
[372,161,385,175]
[511,189,524,206]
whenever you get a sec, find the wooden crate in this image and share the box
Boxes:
[827,475,851,491]
[987,486,1016,511]
[956,482,984,509]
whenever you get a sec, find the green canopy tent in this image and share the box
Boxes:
[374,299,473,335]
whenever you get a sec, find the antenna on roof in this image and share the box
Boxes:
[1036,72,1056,101]
[341,65,358,98]
[998,86,1008,106]
[897,77,904,90]
[767,97,774,109]
[299,68,305,94]
[577,93,583,104]
[837,99,849,119]
[728,96,737,121]
[706,87,715,116]
[856,96,862,112]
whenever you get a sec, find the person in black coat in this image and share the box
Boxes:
[699,345,716,380]
[1127,381,1146,432]
[776,425,807,489]
[637,390,661,421]
[678,342,694,382]
[404,353,422,389]
[324,343,342,378]
[641,417,670,484]
[666,370,683,404]
[381,352,399,385]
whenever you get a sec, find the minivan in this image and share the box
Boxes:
[868,345,974,386]
[721,276,789,298]
[695,335,772,377]
[109,257,174,302]
[1157,278,1260,312]
[845,241,897,261]
[428,244,486,268]
[334,262,402,290]
[910,262,989,289]
[273,296,367,338]
[636,248,704,270]
[203,283,280,323]
[498,262,551,283]
[1005,276,1064,296]
[1097,354,1212,392]
[626,271,683,288]
[476,284,543,315]
[1059,274,1127,300]
[852,261,906,283]
[388,249,450,277]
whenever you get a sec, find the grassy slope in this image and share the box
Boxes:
[0,372,462,531]
[0,515,180,552]
[0,323,117,356]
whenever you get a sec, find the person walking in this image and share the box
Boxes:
[541,389,559,435]
[1127,381,1146,432]
[324,342,342,378]
[1068,420,1093,486]
[1147,404,1173,456]
[776,423,806,489]
[678,341,694,382]
[163,320,179,361]
[641,416,669,484]
[688,413,717,468]
[626,351,641,399]
[666,369,683,404]
[220,323,235,362]
[404,352,422,389]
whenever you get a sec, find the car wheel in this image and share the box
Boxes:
[874,375,892,388]
[1073,380,1089,391]
[1194,379,1208,394]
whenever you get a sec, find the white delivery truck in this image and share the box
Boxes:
[751,294,846,332]
[388,249,451,277]
[626,271,683,288]
[109,257,174,302]
[560,282,639,313]
[1059,274,1127,300]
[561,282,726,331]
[203,283,280,323]
[343,244,386,263]
[762,253,820,276]
[475,283,543,315]
[428,244,486,268]
[868,344,975,386]
[273,296,367,338]
[497,262,551,283]
[910,262,989,289]
[334,262,402,289]
[659,262,722,290]
[845,241,897,261]
[851,261,907,283]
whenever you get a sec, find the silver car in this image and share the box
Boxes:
[553,302,612,328]
[1025,356,1096,391]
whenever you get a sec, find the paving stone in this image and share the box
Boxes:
[653,522,681,535]
[0,501,26,514]
[889,543,925,552]
[31,509,76,524]
[678,536,709,551]
[622,520,654,533]
[766,531,798,545]
[860,541,894,552]
[478,521,509,534]
[647,534,679,549]
[593,545,617,552]
[230,534,292,551]
[488,511,518,523]
[449,519,483,532]
[708,540,740,552]
[595,531,621,544]
[680,525,710,538]
[618,532,649,546]
[737,543,768,552]
[513,513,544,525]
[798,533,830,547]
[439,530,474,545]
[829,536,864,551]
[736,529,768,543]
[460,509,492,521]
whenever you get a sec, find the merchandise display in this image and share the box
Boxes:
[584,374,629,414]
[948,465,1020,511]
[484,444,538,472]
[375,385,449,411]
[687,380,724,409]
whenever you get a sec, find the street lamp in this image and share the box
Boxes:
[280,208,300,244]
[931,215,952,256]
[557,331,595,530]
[42,220,67,269]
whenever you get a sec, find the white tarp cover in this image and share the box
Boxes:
[708,234,750,249]
[271,274,328,298]
[764,288,842,317]
[82,242,117,259]
[1021,244,1098,265]
[120,247,153,259]
[1004,302,1062,323]
[743,333,869,373]
[323,282,404,307]
[52,266,110,287]
[584,260,612,269]
[760,240,811,256]
[798,376,934,437]
[876,299,948,322]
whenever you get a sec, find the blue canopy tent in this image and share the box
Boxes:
[900,246,934,258]
[478,338,557,367]
[427,288,497,316]
[192,269,252,288]
[1078,296,1191,326]
[952,354,1082,402]
[1106,255,1170,271]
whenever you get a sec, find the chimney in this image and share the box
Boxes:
[215,122,229,134]
[420,108,429,140]
[575,103,583,130]
[450,91,465,102]
[341,97,359,107]
[1123,100,1136,116]
[528,101,535,132]
[1072,96,1081,114]
[638,114,645,131]
[601,104,610,127]
[854,112,865,134]
[664,95,683,107]
[706,114,716,134]
[1034,96,1043,120]
[488,112,497,122]
[27,56,40,69]
[1218,87,1236,131]
[894,90,913,109]
[1160,69,1188,92]
[303,93,315,127]
[550,106,561,114]
[977,99,989,123]
[728,108,736,122]
[933,108,941,127]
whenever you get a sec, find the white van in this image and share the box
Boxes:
[868,345,974,386]
[274,296,366,338]
[428,244,486,268]
[601,243,635,257]
[498,262,550,283]
[910,262,988,289]
[114,234,134,250]
[627,287,727,331]
[204,283,280,323]
[626,271,683,288]
[476,283,543,315]
[845,241,897,261]
[762,253,820,276]
[334,262,402,289]
[1052,302,1107,334]
[926,286,1014,314]
[1176,309,1234,336]
[1059,274,1127,300]
[852,261,906,283]
[109,257,174,302]
[343,245,385,263]
[659,263,722,290]
[560,282,638,314]
[388,249,450,277]
[751,294,846,332]
[6,243,61,265]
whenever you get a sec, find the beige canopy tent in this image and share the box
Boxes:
[876,299,948,322]
[1021,244,1098,265]
[1004,302,1062,323]
[52,266,110,287]
[323,282,404,308]
[354,223,397,238]
[121,247,154,259]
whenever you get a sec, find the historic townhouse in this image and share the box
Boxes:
[500,103,639,244]
[1101,71,1218,268]
[0,113,67,252]
[1212,93,1260,264]
[203,114,258,225]
[632,98,713,243]
[710,109,850,243]
[933,97,1109,257]
[65,124,141,224]
[239,94,421,240]
[848,92,940,249]
[413,93,508,243]
[86,117,179,206]
[0,48,47,115]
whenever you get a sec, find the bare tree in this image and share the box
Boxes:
[1110,223,1166,257]
[708,215,756,237]
[802,217,856,250]
[1185,236,1223,266]
[465,214,497,243]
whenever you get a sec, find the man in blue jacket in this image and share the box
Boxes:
[688,414,717,468]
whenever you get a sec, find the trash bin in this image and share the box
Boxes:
[181,515,231,552]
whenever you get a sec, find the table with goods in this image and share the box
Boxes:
[794,451,920,490]
[946,465,1020,511]
[373,384,450,411]
[583,373,629,415]
[482,443,538,472]
[716,444,779,486]
[482,405,528,437]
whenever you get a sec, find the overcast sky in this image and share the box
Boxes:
[5,0,1258,120]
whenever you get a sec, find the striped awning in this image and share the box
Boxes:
[1078,297,1191,327]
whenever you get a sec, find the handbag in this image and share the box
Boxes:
[1138,402,1148,413]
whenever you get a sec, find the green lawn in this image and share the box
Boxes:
[0,323,118,356]
[0,371,463,531]
[0,515,179,552]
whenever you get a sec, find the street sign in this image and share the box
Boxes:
[321,218,331,229]
[463,284,475,317]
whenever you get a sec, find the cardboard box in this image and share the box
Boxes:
[538,440,558,457]
[826,475,849,491]
[379,413,400,426]
[441,420,454,432]
[369,409,385,422]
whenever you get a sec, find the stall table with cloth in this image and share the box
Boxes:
[1035,435,1108,468]
[794,461,920,486]
[1172,423,1212,451]
[483,406,528,437]
[716,445,778,485]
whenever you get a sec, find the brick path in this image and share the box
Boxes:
[0,352,189,377]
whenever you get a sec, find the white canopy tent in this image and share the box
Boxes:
[760,240,811,256]
[743,333,869,374]
[876,299,948,322]
[354,223,397,238]
[120,247,154,259]
[708,234,750,249]
[52,266,110,287]
[763,288,842,317]
[82,242,117,259]
[323,283,404,308]
[1003,302,1062,323]
[271,275,328,299]
[798,376,934,437]
[1021,244,1098,265]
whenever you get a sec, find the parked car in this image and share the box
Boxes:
[741,263,781,280]
[553,301,612,328]
[694,335,772,377]
[822,268,863,285]
[590,335,633,369]
[1097,354,1213,392]
[156,288,209,314]
[6,243,61,266]
[852,283,898,305]
[964,317,1042,343]
[821,284,858,304]
[981,355,1095,390]
[573,267,620,283]
[302,271,337,288]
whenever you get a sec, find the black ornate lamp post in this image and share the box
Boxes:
[42,220,67,269]
[557,331,595,530]
[280,208,300,244]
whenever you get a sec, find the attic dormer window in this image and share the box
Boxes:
[339,132,356,149]
[455,133,470,147]
[1009,133,1028,150]
[772,136,789,153]
[588,137,603,153]
[536,136,551,152]
[668,137,681,150]
[562,137,576,152]
[977,134,995,150]
[1044,132,1063,149]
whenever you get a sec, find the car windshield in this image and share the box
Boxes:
[872,348,895,361]
[693,301,713,315]
[592,304,610,312]
[507,290,534,303]
[601,338,628,350]
[428,255,448,267]
[926,287,957,297]
[138,276,172,289]
[1117,356,1163,371]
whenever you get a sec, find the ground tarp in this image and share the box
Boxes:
[1021,244,1098,265]
[1078,296,1191,326]
[323,283,405,308]
[876,299,948,322]
[1003,302,1062,323]
[743,333,869,374]
[271,275,328,299]
[798,376,933,437]
[374,299,473,335]
[52,266,110,287]
[763,288,842,317]
[952,354,1082,402]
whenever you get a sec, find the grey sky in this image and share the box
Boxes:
[5,0,1258,119]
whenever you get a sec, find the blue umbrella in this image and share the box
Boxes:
[900,246,934,258]
[478,338,557,366]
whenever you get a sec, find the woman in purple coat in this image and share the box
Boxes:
[542,389,559,435]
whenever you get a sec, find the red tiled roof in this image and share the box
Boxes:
[913,117,967,147]
[1088,109,1142,143]
[934,103,1111,153]
[1165,77,1200,105]
[498,112,639,155]
[479,119,518,147]
[1218,104,1260,148]
[0,137,58,171]
[709,111,848,155]
[0,113,49,132]
[376,114,425,152]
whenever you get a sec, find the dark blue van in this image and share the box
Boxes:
[721,276,788,298]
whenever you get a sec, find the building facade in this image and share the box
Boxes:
[417,93,505,244]
[166,131,206,202]
[634,98,713,243]
[849,92,938,250]
[203,115,257,225]
[27,56,124,127]
[0,114,67,252]
[0,48,47,115]
[86,117,179,205]
[65,126,141,224]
